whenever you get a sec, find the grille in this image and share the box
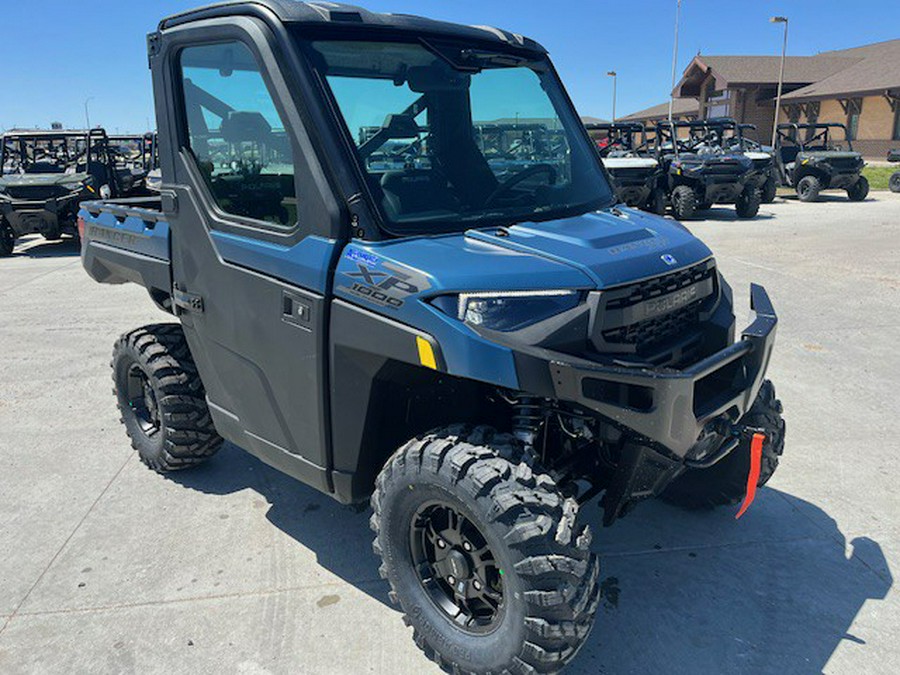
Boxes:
[6,185,71,200]
[829,157,861,173]
[598,260,717,354]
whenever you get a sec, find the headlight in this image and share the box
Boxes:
[432,290,582,332]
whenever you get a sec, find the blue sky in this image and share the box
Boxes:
[2,0,898,133]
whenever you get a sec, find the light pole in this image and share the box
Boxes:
[607,71,617,123]
[84,97,95,130]
[668,0,683,122]
[770,16,789,149]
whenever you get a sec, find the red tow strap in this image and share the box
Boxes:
[735,433,766,520]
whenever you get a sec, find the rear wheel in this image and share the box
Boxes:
[371,425,600,675]
[0,219,14,257]
[890,171,900,194]
[112,324,222,472]
[797,175,821,202]
[735,187,762,219]
[671,185,697,220]
[761,176,777,203]
[661,381,785,510]
[847,175,869,201]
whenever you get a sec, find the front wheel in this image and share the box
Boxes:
[735,187,762,219]
[645,187,666,215]
[797,175,821,202]
[371,426,600,675]
[671,185,698,220]
[847,175,869,202]
[661,381,785,510]
[0,219,14,257]
[890,171,900,194]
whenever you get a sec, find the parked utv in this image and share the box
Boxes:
[775,123,868,202]
[655,120,760,220]
[587,122,665,214]
[79,3,786,673]
[108,134,158,196]
[735,123,778,203]
[889,148,900,194]
[0,128,119,255]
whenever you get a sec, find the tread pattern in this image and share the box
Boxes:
[370,425,600,675]
[671,185,697,221]
[112,323,222,472]
[661,380,785,510]
[736,187,762,219]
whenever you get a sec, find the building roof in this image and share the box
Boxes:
[620,98,699,122]
[782,39,900,101]
[580,116,610,125]
[674,39,900,102]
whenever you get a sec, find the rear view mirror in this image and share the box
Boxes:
[405,64,470,93]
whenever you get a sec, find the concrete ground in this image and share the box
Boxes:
[0,193,898,675]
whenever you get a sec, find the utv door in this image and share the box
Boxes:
[154,19,342,491]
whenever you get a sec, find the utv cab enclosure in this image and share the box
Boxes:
[587,122,665,214]
[80,2,786,673]
[775,123,868,202]
[654,119,760,220]
[0,128,119,255]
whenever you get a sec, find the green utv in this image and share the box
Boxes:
[775,123,868,202]
[0,129,120,255]
[78,2,786,673]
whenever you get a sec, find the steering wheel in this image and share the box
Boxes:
[485,163,558,207]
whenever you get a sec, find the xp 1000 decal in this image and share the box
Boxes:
[338,248,431,310]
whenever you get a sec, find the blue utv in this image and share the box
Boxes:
[78,2,786,673]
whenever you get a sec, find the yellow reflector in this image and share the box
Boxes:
[416,336,438,370]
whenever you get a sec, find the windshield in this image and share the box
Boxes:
[304,38,614,234]
[0,134,98,176]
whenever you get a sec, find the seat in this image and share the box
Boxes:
[380,169,459,219]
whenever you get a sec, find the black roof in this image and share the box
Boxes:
[584,122,645,132]
[159,0,546,53]
[777,122,848,130]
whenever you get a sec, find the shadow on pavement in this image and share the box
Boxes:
[169,444,892,674]
[10,236,81,259]
[696,207,776,221]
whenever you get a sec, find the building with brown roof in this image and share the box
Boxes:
[621,38,900,159]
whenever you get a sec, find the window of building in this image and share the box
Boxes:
[845,98,863,141]
[705,85,731,119]
[179,41,297,227]
[893,106,900,141]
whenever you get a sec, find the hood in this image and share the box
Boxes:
[337,208,712,303]
[677,153,753,170]
[602,157,658,170]
[0,172,89,189]
[466,208,711,288]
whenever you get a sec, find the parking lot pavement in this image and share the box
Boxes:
[0,193,898,674]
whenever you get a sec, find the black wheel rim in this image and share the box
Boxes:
[125,363,161,436]
[410,501,505,634]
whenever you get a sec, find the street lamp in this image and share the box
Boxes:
[770,16,789,149]
[668,0,683,122]
[607,71,617,123]
[84,97,95,130]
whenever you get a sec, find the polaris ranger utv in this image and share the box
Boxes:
[655,120,760,220]
[0,128,120,255]
[775,123,868,202]
[734,123,778,203]
[79,3,785,673]
[587,122,665,214]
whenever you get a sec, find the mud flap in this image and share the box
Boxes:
[735,432,765,519]
[601,443,682,526]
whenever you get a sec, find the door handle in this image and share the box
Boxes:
[173,284,204,314]
[283,291,311,329]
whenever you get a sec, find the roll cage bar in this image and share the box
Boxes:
[776,123,853,151]
[584,123,649,158]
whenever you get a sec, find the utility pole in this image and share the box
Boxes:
[84,97,95,130]
[770,16,789,149]
[607,71,617,122]
[668,0,683,123]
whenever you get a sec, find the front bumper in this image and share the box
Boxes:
[0,197,76,236]
[526,284,777,459]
